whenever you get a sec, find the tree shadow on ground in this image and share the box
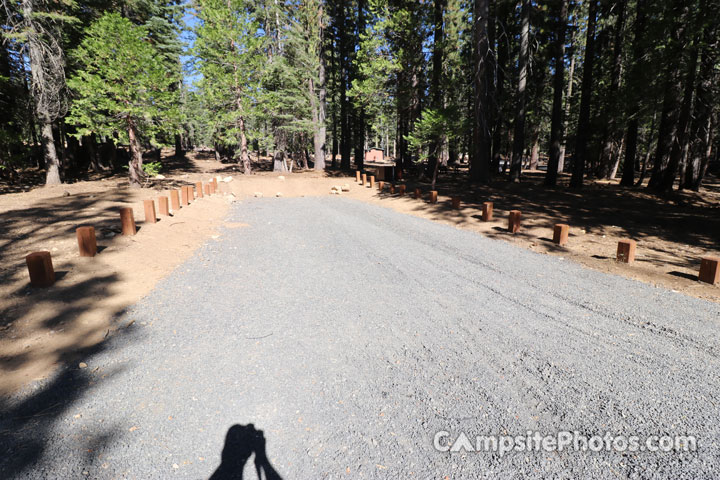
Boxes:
[210,424,283,480]
[371,170,720,267]
[0,319,135,478]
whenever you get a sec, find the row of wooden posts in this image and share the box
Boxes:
[25,177,222,288]
[355,170,720,286]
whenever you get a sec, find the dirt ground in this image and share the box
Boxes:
[0,151,718,396]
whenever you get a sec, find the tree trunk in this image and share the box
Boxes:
[39,121,61,184]
[427,0,446,178]
[470,0,491,183]
[509,0,530,182]
[314,10,327,171]
[558,47,575,172]
[353,0,366,171]
[127,120,144,188]
[570,0,599,188]
[620,0,647,186]
[658,36,700,191]
[545,0,568,186]
[598,0,627,179]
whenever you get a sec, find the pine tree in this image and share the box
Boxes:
[66,12,179,186]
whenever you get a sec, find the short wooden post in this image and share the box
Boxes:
[481,202,493,221]
[170,190,181,211]
[120,207,136,235]
[186,185,193,204]
[212,178,219,191]
[616,239,636,263]
[378,181,385,191]
[429,191,438,203]
[361,173,367,185]
[158,196,170,216]
[26,251,55,287]
[144,199,157,224]
[205,183,211,196]
[368,176,375,188]
[356,170,361,182]
[181,186,189,206]
[196,181,204,199]
[553,224,569,246]
[508,210,521,233]
[414,188,422,199]
[698,256,720,285]
[451,196,461,210]
[398,184,406,196]
[76,227,97,257]
[389,184,396,194]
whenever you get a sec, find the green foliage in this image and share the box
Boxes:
[142,161,163,177]
[66,12,179,145]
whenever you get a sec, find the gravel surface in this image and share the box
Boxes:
[2,196,720,479]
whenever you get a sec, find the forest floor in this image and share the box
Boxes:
[0,150,718,397]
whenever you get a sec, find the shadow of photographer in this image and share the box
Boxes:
[210,424,283,480]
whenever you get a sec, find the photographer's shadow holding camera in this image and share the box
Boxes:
[210,424,283,480]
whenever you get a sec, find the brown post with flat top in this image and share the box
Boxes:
[482,202,493,221]
[356,170,361,182]
[616,239,636,263]
[414,188,422,199]
[698,257,720,285]
[429,191,438,203]
[369,176,375,188]
[508,210,521,233]
[76,227,97,257]
[212,178,219,191]
[205,183,211,196]
[451,196,461,210]
[170,190,181,211]
[186,186,194,203]
[361,173,367,185]
[158,196,170,216]
[144,199,157,224]
[553,224,569,246]
[26,251,55,287]
[389,184,396,194]
[196,181,204,198]
[181,187,189,206]
[398,184,406,196]
[378,181,384,191]
[120,207,136,235]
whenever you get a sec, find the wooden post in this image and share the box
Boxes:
[414,188,422,199]
[158,196,170,216]
[508,210,521,233]
[356,170,361,182]
[361,173,367,185]
[170,190,181,211]
[398,184,406,196]
[212,178,219,191]
[181,186,189,206]
[26,251,55,287]
[120,207,137,235]
[76,226,97,257]
[698,256,720,285]
[186,185,193,204]
[616,239,636,263]
[205,183,211,196]
[389,184,396,194]
[378,181,384,191]
[481,202,493,221]
[196,181,204,198]
[429,191,438,203]
[368,175,375,188]
[451,196,461,210]
[553,224,569,246]
[144,199,157,224]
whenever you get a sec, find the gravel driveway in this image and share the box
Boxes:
[2,197,719,479]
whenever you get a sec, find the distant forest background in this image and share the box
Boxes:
[1,0,718,192]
